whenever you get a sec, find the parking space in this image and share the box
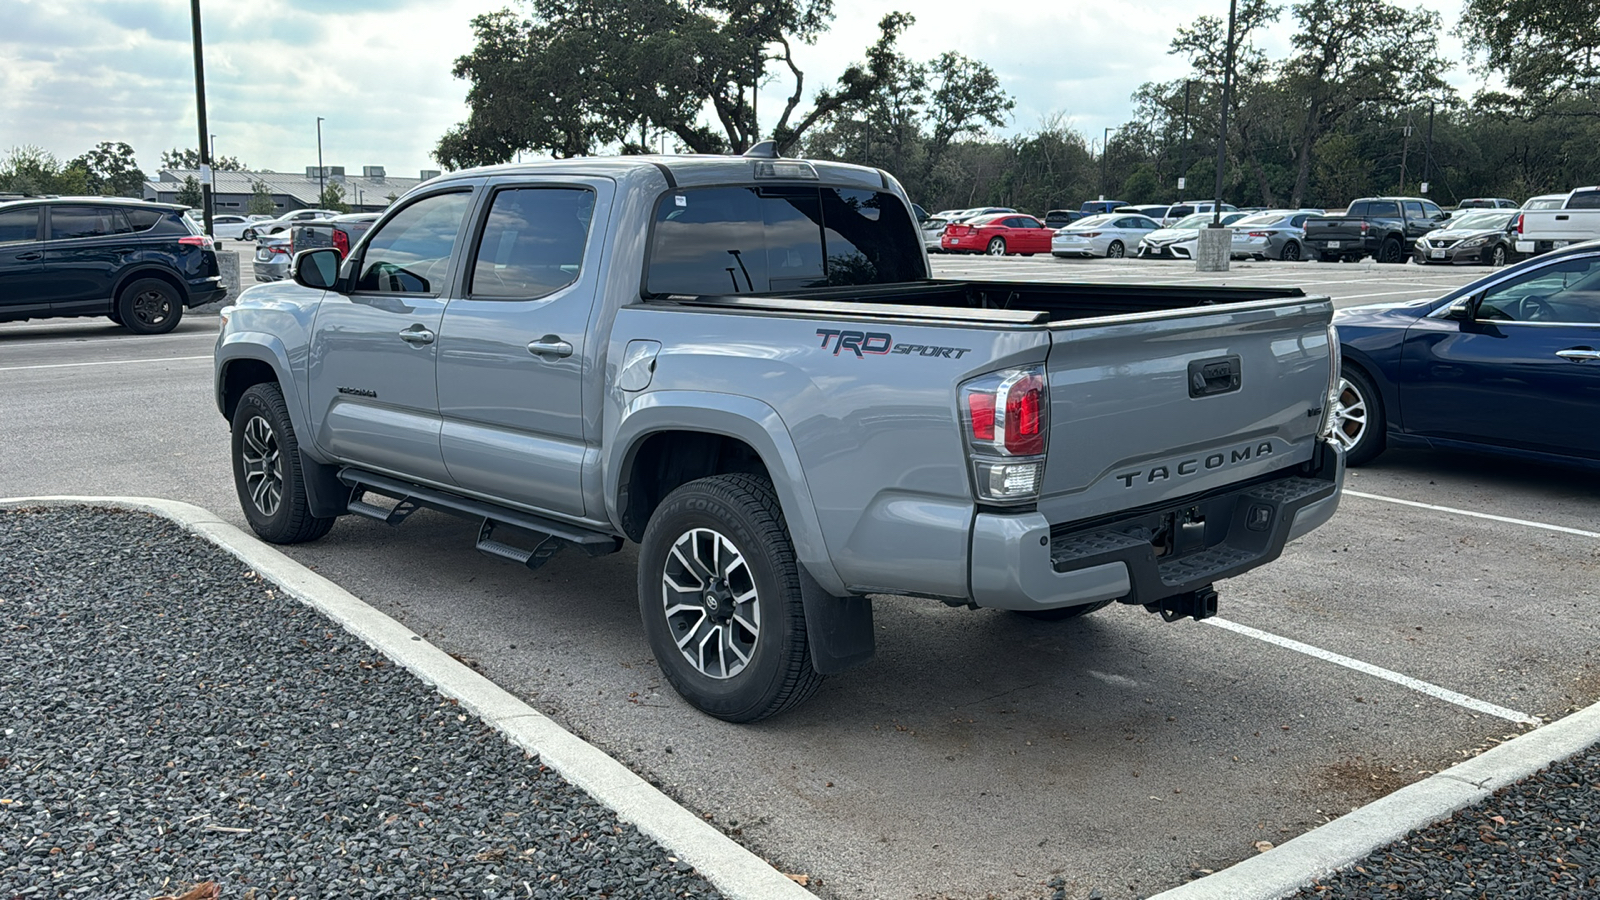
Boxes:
[3,259,1597,900]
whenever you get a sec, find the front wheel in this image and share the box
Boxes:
[638,474,822,722]
[242,228,256,241]
[116,278,183,335]
[231,383,337,543]
[1490,244,1508,267]
[986,237,1007,256]
[1106,240,1125,259]
[1331,365,1387,466]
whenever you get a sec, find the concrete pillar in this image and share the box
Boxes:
[196,250,241,314]
[1195,225,1232,272]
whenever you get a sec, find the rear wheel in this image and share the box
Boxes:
[638,474,822,722]
[1280,241,1301,261]
[231,383,338,543]
[1013,599,1115,621]
[116,278,183,335]
[986,237,1007,256]
[1331,365,1386,466]
[1106,240,1125,258]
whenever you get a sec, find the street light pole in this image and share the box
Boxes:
[1101,126,1114,200]
[188,0,213,236]
[1212,0,1238,226]
[316,116,325,207]
[1181,79,1194,195]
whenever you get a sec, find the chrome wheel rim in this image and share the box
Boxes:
[1108,242,1124,258]
[241,415,284,517]
[131,289,174,327]
[987,239,1005,255]
[661,527,760,680]
[1283,242,1300,261]
[1330,377,1368,452]
[1492,246,1507,266]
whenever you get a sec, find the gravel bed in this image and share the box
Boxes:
[0,506,729,900]
[1286,748,1599,899]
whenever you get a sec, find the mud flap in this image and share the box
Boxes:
[299,450,352,519]
[800,568,875,674]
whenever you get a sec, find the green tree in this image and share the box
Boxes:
[435,0,919,166]
[318,182,349,213]
[247,181,276,215]
[1458,0,1600,110]
[160,147,248,171]
[0,146,90,195]
[175,175,204,209]
[67,141,146,196]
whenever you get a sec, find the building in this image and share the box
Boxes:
[142,165,441,213]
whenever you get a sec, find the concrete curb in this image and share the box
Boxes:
[1147,694,1600,899]
[0,496,814,900]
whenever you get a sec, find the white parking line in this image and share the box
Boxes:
[1344,489,1600,539]
[0,333,217,350]
[0,355,211,373]
[1204,617,1541,725]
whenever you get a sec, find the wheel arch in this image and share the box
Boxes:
[112,266,185,306]
[607,393,846,597]
[1336,349,1396,432]
[216,337,316,452]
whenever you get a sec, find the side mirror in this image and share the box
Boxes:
[1442,298,1474,321]
[1440,210,1452,220]
[293,248,343,291]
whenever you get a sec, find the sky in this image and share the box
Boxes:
[0,0,1495,180]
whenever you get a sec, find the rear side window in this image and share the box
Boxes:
[48,205,132,240]
[1168,205,1193,218]
[1345,201,1369,217]
[646,185,921,295]
[0,207,40,243]
[1366,201,1399,218]
[469,187,595,300]
[355,191,472,294]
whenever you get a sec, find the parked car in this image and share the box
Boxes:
[1303,197,1449,263]
[1050,213,1161,258]
[1136,212,1247,259]
[1079,199,1129,216]
[1162,201,1239,225]
[953,206,1016,222]
[1230,211,1316,261]
[242,208,341,241]
[1043,209,1086,229]
[1332,240,1600,469]
[251,231,293,283]
[215,150,1342,721]
[0,197,224,333]
[921,215,951,252]
[1413,210,1519,266]
[1455,198,1519,209]
[942,213,1052,255]
[291,213,381,259]
[210,214,252,240]
[1513,186,1600,257]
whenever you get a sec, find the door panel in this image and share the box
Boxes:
[0,206,46,317]
[437,180,611,518]
[43,205,131,311]
[307,189,476,484]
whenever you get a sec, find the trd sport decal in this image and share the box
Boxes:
[815,329,972,359]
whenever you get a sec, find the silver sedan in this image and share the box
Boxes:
[1230,211,1317,261]
[1051,213,1162,258]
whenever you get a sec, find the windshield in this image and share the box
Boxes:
[1446,211,1513,230]
[1172,214,1216,229]
[1235,213,1286,227]
[1524,197,1565,210]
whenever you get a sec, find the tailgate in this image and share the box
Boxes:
[1304,218,1364,242]
[1037,298,1334,525]
[1520,210,1600,242]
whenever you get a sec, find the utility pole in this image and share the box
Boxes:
[316,116,325,206]
[189,0,213,236]
[1181,79,1194,195]
[1398,112,1413,193]
[1212,0,1238,226]
[1101,127,1114,200]
[1424,101,1435,192]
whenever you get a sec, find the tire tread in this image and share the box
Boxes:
[234,383,337,544]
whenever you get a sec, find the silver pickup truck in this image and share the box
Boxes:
[214,148,1344,721]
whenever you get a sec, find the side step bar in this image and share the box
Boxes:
[337,468,623,570]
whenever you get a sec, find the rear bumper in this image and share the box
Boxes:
[185,277,227,307]
[969,439,1343,611]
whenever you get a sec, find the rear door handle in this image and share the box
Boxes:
[528,336,574,359]
[398,326,436,345]
[15,251,41,261]
[1556,347,1600,362]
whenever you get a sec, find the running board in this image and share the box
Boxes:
[337,468,623,570]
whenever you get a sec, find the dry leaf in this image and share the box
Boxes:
[785,873,810,886]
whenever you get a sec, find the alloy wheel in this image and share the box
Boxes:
[1330,377,1368,453]
[661,527,761,679]
[240,415,284,517]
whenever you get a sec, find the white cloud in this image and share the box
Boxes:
[0,0,1494,179]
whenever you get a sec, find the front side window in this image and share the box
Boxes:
[355,191,472,294]
[469,187,595,300]
[0,207,40,243]
[48,205,129,240]
[1477,256,1600,324]
[1421,201,1444,218]
[1567,191,1600,210]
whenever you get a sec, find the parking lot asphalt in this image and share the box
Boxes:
[3,254,1598,899]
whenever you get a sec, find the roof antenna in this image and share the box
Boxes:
[742,141,780,159]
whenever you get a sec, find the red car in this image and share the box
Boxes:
[942,213,1052,256]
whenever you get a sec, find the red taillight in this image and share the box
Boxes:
[1079,232,1102,238]
[1360,221,1370,234]
[333,228,350,258]
[967,393,996,441]
[1516,214,1524,234]
[179,235,212,249]
[1004,373,1046,456]
[1248,231,1272,237]
[268,245,291,256]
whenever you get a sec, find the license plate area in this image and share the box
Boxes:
[1326,240,1341,249]
[1431,249,1445,259]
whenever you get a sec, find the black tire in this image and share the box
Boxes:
[1490,244,1508,267]
[107,309,123,325]
[1107,240,1125,259]
[231,383,337,544]
[1376,237,1404,264]
[1332,365,1387,466]
[986,237,1007,256]
[638,474,822,722]
[242,228,256,241]
[1012,599,1115,621]
[116,277,183,335]
[1280,241,1301,261]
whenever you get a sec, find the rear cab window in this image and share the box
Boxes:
[645,185,922,296]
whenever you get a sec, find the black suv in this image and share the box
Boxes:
[0,198,225,334]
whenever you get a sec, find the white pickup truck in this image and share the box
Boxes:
[1515,188,1600,255]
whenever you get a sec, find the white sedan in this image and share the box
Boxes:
[1051,213,1162,258]
[1136,212,1248,259]
[210,214,253,240]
